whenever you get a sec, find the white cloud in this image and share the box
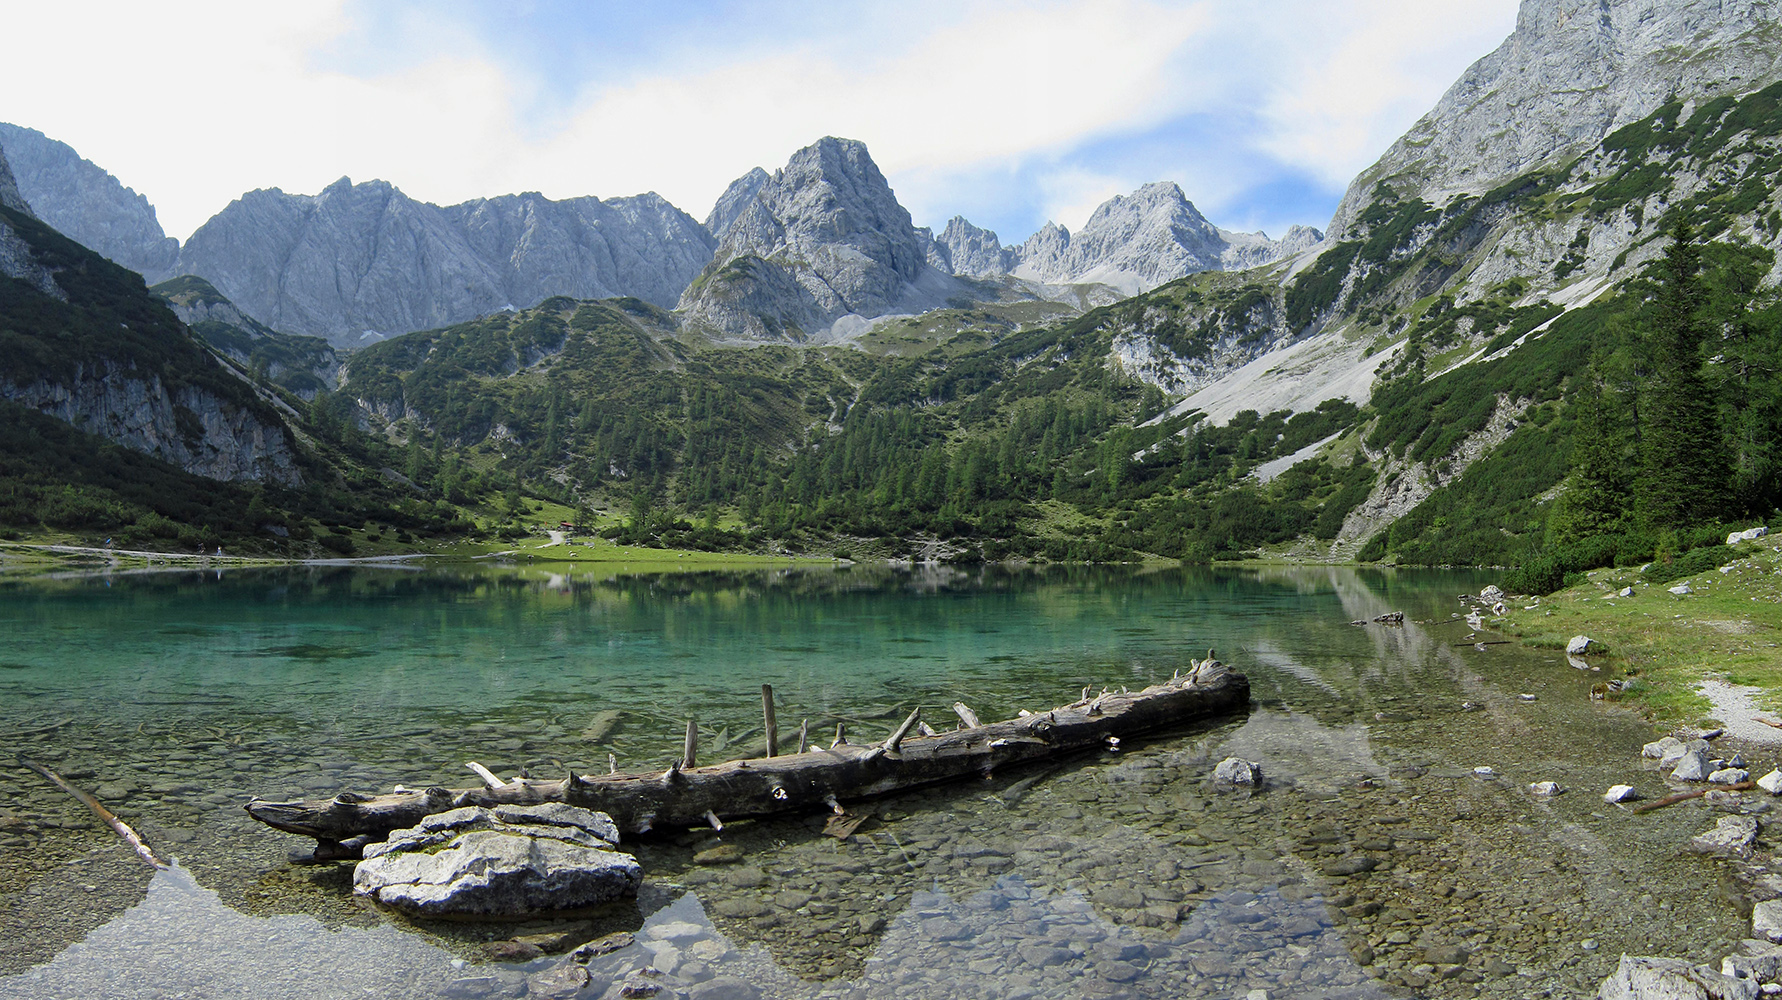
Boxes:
[1248,0,1520,185]
[0,0,1519,242]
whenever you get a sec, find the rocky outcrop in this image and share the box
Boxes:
[1009,184,1319,294]
[353,803,641,916]
[935,216,1017,278]
[678,137,968,341]
[0,123,179,280]
[1328,0,1782,238]
[0,366,302,485]
[0,139,29,216]
[177,178,715,346]
[704,167,770,240]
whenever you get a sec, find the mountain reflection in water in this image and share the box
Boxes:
[0,564,1748,997]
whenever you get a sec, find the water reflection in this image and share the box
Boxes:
[0,563,1751,997]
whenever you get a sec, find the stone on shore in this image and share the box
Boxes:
[1568,635,1596,655]
[1673,750,1713,782]
[1711,768,1752,785]
[1756,901,1782,943]
[1480,585,1504,602]
[1643,737,1684,760]
[1691,815,1759,857]
[353,803,642,916]
[1596,954,1759,1000]
[1758,770,1782,795]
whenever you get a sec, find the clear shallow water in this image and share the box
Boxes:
[0,563,1756,998]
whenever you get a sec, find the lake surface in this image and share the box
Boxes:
[0,562,1753,998]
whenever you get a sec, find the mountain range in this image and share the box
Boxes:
[0,126,1315,347]
[3,0,1780,576]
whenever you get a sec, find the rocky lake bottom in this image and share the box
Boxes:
[0,564,1767,998]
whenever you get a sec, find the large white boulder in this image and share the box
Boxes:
[354,803,641,916]
[1596,954,1758,1000]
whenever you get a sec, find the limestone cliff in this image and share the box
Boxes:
[1328,0,1782,238]
[0,205,301,485]
[177,178,715,346]
[679,137,970,341]
[0,123,180,280]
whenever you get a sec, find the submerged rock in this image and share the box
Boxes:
[1213,757,1262,785]
[1644,737,1685,760]
[1711,768,1752,785]
[1597,954,1758,1000]
[1758,770,1782,795]
[353,803,641,916]
[1604,785,1643,804]
[1529,781,1563,796]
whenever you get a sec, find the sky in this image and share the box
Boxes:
[0,0,1520,245]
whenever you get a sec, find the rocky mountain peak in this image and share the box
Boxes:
[936,216,1015,278]
[679,136,960,341]
[0,122,178,279]
[705,167,770,239]
[1013,182,1224,293]
[176,177,714,345]
[1329,0,1782,238]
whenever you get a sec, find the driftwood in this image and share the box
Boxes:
[20,757,166,869]
[246,659,1249,858]
[1632,780,1757,813]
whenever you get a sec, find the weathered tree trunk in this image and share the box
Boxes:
[246,660,1248,856]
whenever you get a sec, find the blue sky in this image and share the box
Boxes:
[1,1,1520,243]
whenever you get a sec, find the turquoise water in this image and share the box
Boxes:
[0,563,1753,998]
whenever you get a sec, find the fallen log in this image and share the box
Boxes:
[246,658,1249,858]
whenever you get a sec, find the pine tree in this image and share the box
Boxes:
[1546,365,1630,544]
[1638,220,1732,531]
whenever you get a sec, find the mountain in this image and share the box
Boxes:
[704,167,770,240]
[0,202,300,485]
[678,137,967,342]
[0,123,180,281]
[1329,0,1782,239]
[0,141,28,215]
[1008,183,1320,294]
[933,217,1016,278]
[175,179,716,346]
[152,276,338,398]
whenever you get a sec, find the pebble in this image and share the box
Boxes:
[1604,784,1643,803]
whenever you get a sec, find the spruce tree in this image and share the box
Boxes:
[1546,365,1630,544]
[1638,220,1731,531]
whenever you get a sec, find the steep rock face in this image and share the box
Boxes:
[1328,0,1782,238]
[1010,184,1315,293]
[0,368,302,485]
[0,205,301,484]
[936,216,1016,278]
[0,123,179,280]
[679,137,965,341]
[177,178,714,346]
[0,140,29,215]
[704,167,770,240]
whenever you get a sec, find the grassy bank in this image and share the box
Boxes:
[1494,538,1782,727]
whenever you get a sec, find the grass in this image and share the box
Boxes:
[1494,540,1782,727]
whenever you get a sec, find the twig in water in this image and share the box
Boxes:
[19,757,166,869]
[1632,780,1756,813]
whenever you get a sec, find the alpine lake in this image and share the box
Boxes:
[0,560,1758,999]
